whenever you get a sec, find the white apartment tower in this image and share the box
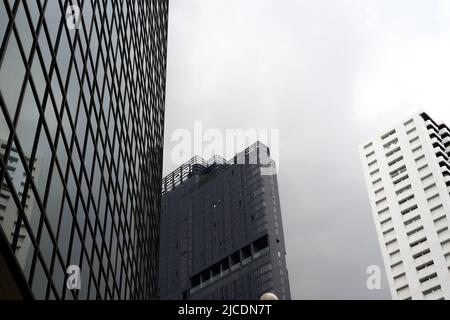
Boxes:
[360,111,450,300]
[0,139,39,268]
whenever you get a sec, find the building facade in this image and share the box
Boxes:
[159,142,291,300]
[0,1,168,299]
[360,112,450,300]
[0,140,40,268]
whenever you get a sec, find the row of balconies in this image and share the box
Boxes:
[426,118,450,141]
[389,246,442,300]
[443,135,450,148]
[416,259,435,280]
[404,215,422,234]
[426,119,440,136]
[413,248,432,268]
[428,126,450,169]
[421,277,442,299]
[410,237,429,257]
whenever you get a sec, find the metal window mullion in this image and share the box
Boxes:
[0,0,21,69]
[3,0,55,254]
[91,3,116,296]
[0,95,62,299]
[27,0,78,289]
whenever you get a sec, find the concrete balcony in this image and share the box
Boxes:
[402,208,420,224]
[426,119,439,129]
[399,198,416,211]
[410,241,429,257]
[440,166,450,176]
[425,289,444,300]
[417,264,435,280]
[421,276,440,290]
[405,218,423,235]
[380,218,394,232]
[431,137,446,151]
[391,266,406,279]
[444,176,450,191]
[439,126,450,137]
[439,231,450,245]
[397,287,411,300]
[422,278,443,300]
[436,156,448,166]
[408,230,427,245]
[394,276,408,289]
[386,147,401,160]
[384,232,396,244]
[443,136,450,146]
[414,252,432,268]
[378,210,390,223]
[445,253,450,265]
[390,252,403,266]
[393,175,411,190]
[389,161,405,172]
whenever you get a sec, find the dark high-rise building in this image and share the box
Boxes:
[159,142,291,300]
[0,1,168,300]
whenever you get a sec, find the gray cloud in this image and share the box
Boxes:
[163,0,450,299]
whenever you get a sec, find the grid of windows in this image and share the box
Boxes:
[360,112,450,300]
[0,0,168,300]
[159,143,291,300]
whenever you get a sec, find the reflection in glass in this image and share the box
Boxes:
[1,1,168,300]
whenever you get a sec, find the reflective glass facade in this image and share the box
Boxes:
[0,0,168,300]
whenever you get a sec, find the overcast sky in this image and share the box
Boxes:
[162,0,450,299]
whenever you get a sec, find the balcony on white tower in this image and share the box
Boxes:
[383,229,396,244]
[393,174,410,190]
[404,217,423,235]
[421,276,442,297]
[431,137,446,152]
[413,249,432,267]
[390,161,406,176]
[378,208,390,223]
[439,125,450,137]
[390,250,402,265]
[426,119,440,133]
[391,261,405,278]
[442,135,450,146]
[399,195,415,211]
[403,212,420,228]
[444,175,450,191]
[416,261,435,280]
[394,273,408,289]
[408,229,427,246]
[410,238,429,257]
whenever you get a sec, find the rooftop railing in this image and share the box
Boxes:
[162,141,272,195]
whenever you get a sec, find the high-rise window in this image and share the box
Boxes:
[360,112,450,300]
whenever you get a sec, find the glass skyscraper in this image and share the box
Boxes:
[0,1,168,300]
